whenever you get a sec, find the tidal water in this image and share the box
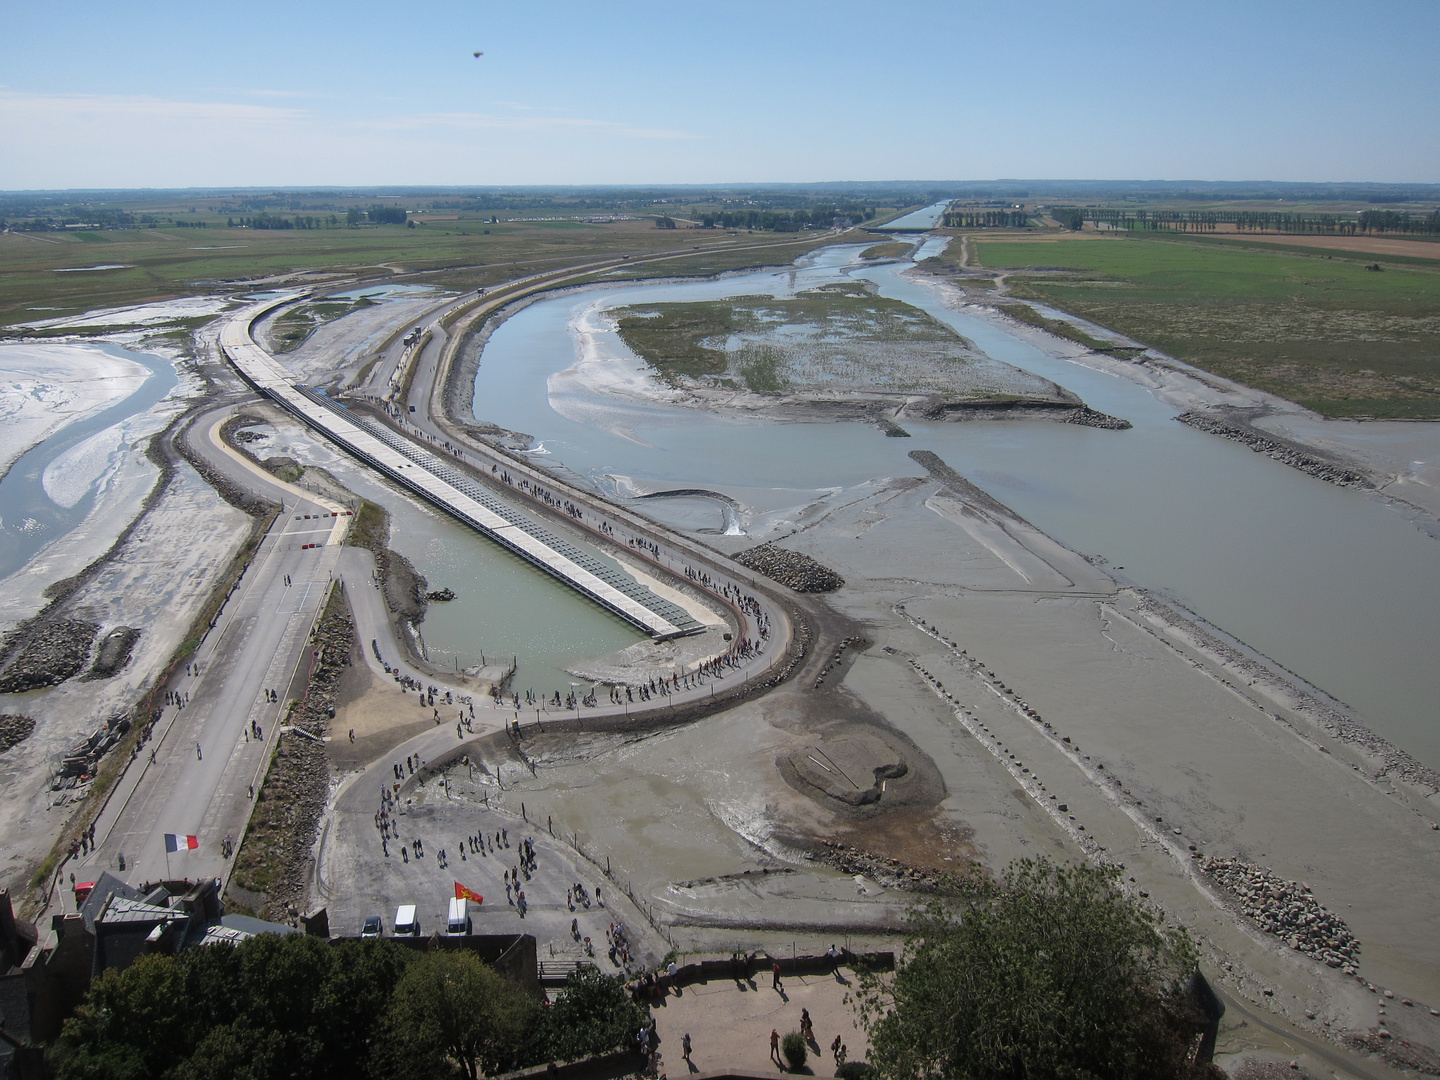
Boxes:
[877,201,951,231]
[0,343,176,580]
[469,243,1440,771]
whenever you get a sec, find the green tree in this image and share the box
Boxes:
[47,935,411,1080]
[47,954,190,1080]
[858,858,1208,1080]
[382,950,539,1080]
[539,967,648,1062]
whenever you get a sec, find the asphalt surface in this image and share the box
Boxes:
[55,234,830,924]
[320,768,669,973]
[67,412,346,894]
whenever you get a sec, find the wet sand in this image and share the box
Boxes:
[328,441,1440,1069]
[318,252,1440,1071]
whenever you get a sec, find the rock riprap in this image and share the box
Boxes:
[814,838,946,892]
[0,714,36,753]
[733,544,844,593]
[0,619,99,693]
[1177,411,1371,489]
[1204,856,1360,973]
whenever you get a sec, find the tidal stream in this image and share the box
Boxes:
[468,242,1440,771]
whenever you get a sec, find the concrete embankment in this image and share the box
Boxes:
[219,298,700,641]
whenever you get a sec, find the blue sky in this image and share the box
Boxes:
[3,0,1437,189]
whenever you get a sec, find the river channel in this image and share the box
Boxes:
[0,343,176,581]
[468,241,1440,772]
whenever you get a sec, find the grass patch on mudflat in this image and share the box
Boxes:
[861,241,914,260]
[270,296,375,352]
[611,287,1064,402]
[976,236,1440,418]
[1004,303,1141,355]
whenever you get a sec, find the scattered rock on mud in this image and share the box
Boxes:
[0,620,99,693]
[734,544,844,593]
[0,714,36,753]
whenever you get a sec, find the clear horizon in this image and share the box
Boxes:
[3,0,1437,190]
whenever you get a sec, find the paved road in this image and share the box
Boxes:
[67,413,347,894]
[320,743,670,973]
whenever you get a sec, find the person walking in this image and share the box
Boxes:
[771,961,782,990]
[682,1032,692,1062]
[770,1029,781,1065]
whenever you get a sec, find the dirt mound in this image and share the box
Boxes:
[733,544,844,593]
[0,714,36,753]
[0,619,99,693]
[85,626,140,680]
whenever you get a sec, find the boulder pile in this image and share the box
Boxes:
[85,626,140,680]
[0,714,35,753]
[0,619,99,693]
[1204,855,1360,973]
[1177,412,1371,488]
[734,544,844,593]
[814,838,946,893]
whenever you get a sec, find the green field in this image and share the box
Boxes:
[975,236,1440,418]
[0,217,816,330]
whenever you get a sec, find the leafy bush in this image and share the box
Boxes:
[782,1030,807,1070]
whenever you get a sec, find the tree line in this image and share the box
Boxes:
[942,210,1033,229]
[46,934,648,1080]
[1053,206,1440,236]
[227,214,328,230]
[695,204,876,231]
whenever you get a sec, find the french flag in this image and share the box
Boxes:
[164,833,199,852]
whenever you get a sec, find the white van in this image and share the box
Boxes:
[446,897,471,936]
[394,904,420,936]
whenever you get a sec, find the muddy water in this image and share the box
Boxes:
[0,343,176,580]
[877,200,951,231]
[472,244,1440,771]
[252,419,644,694]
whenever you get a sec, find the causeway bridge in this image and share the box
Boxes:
[218,296,702,641]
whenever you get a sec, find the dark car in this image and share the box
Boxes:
[360,915,383,938]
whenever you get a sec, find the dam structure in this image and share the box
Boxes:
[219,297,702,641]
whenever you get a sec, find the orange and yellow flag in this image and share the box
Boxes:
[454,882,483,904]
